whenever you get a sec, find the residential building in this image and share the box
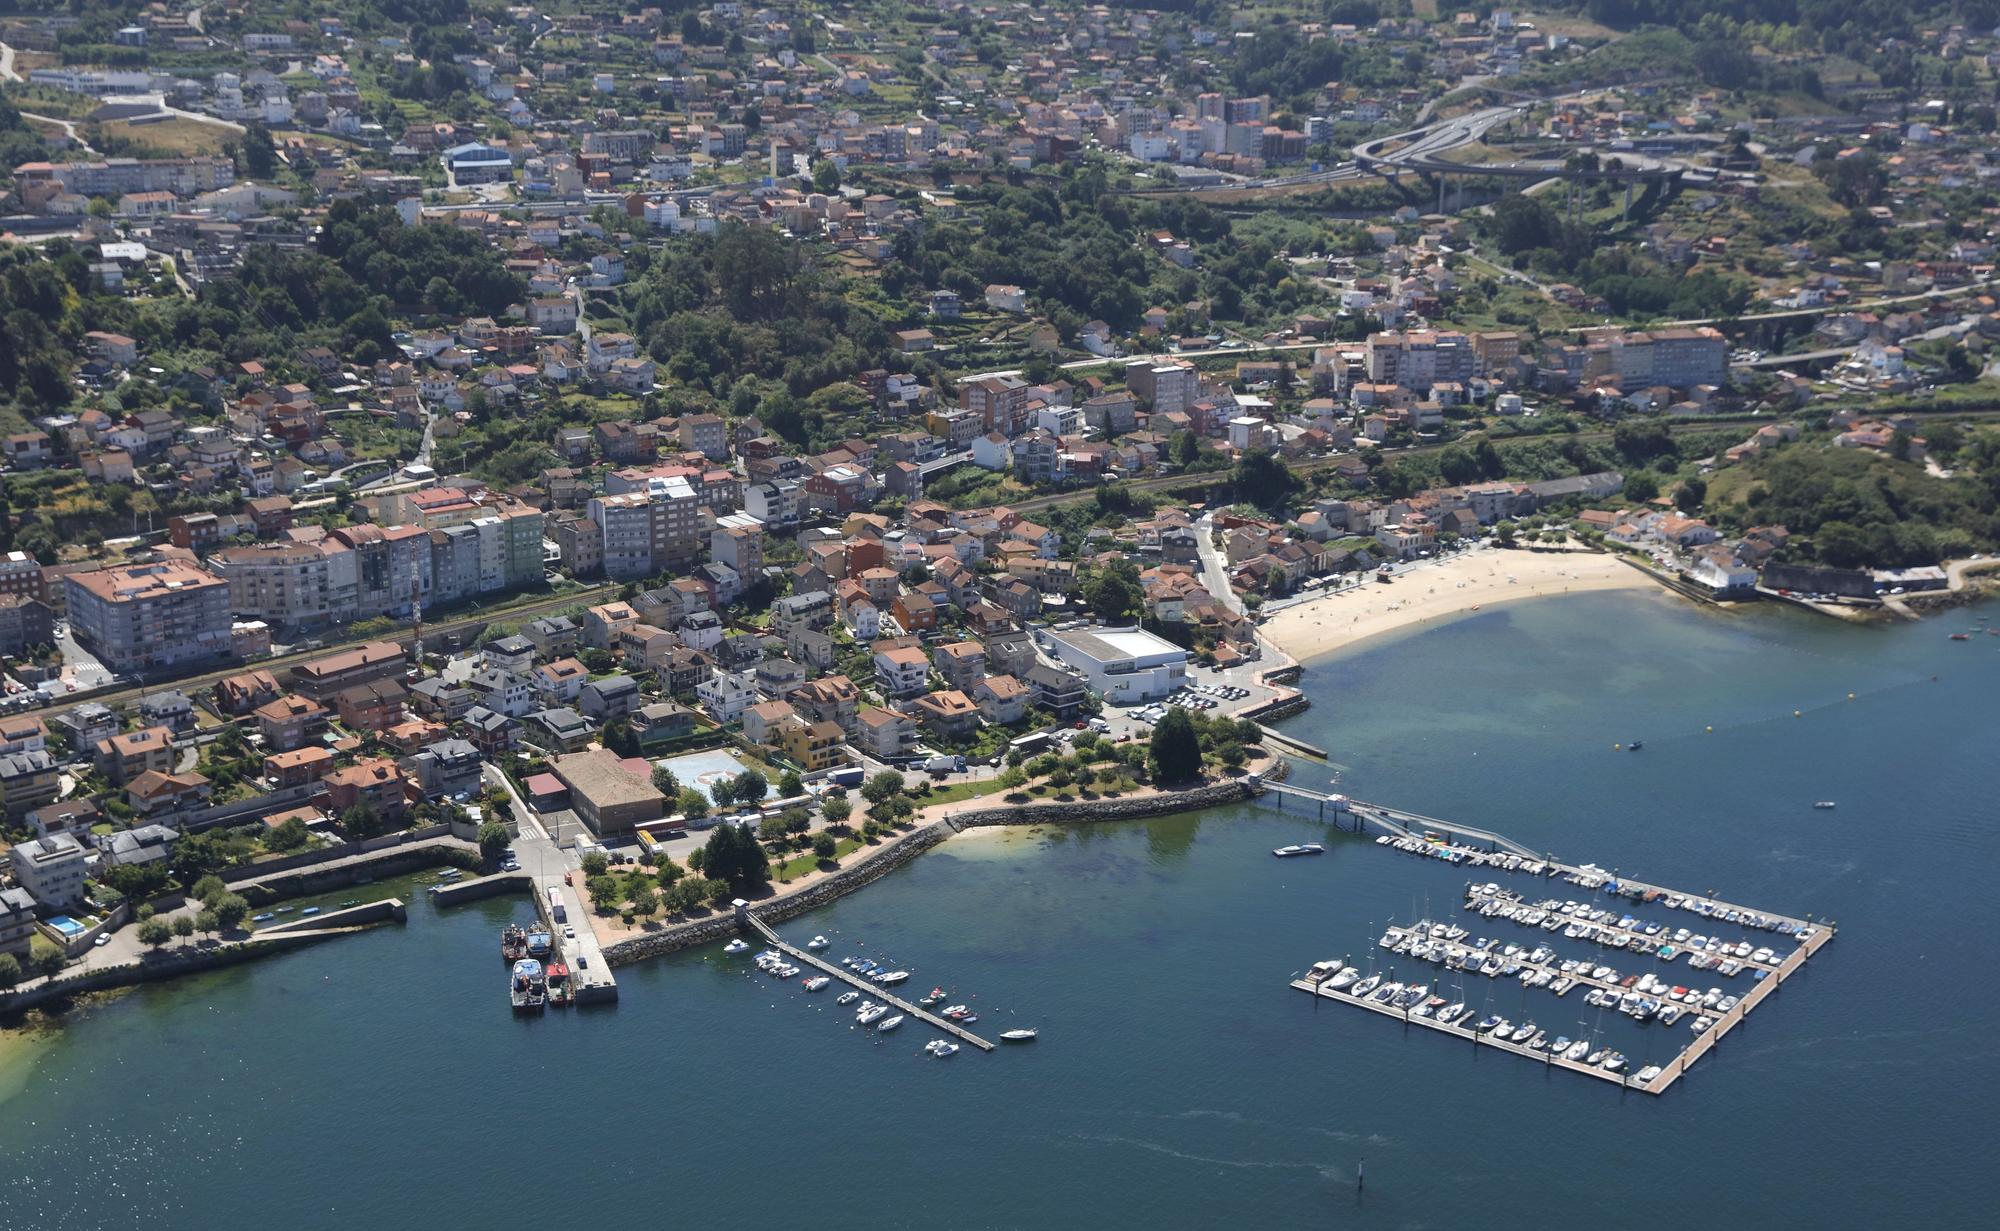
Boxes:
[65,561,233,673]
[9,832,88,910]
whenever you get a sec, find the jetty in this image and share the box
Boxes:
[1268,790,1836,1096]
[739,908,994,1051]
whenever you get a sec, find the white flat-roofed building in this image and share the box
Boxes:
[1043,625,1189,705]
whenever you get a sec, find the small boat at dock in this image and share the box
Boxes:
[510,958,546,1013]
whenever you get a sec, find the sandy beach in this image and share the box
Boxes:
[1260,548,1659,664]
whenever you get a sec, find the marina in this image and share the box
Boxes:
[739,911,995,1051]
[1279,795,1836,1096]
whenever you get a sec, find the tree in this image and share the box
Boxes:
[782,807,811,837]
[651,764,680,796]
[1494,520,1518,546]
[706,877,738,908]
[860,770,905,806]
[655,855,683,887]
[339,803,385,840]
[240,121,277,179]
[0,952,19,987]
[678,788,711,819]
[138,918,172,948]
[777,770,804,798]
[194,909,220,939]
[477,821,511,858]
[759,814,790,844]
[812,832,837,861]
[214,894,250,931]
[265,816,311,852]
[191,875,228,905]
[586,875,621,912]
[1149,708,1203,784]
[172,916,195,944]
[581,850,610,878]
[1083,561,1142,621]
[812,158,841,194]
[631,886,660,919]
[1231,449,1298,512]
[1624,471,1661,503]
[821,796,852,827]
[701,822,771,893]
[733,770,768,806]
[998,765,1028,791]
[710,776,737,809]
[1675,476,1707,514]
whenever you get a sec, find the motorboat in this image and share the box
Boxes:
[1563,1041,1591,1062]
[251,913,274,923]
[857,1004,889,1025]
[1508,1021,1536,1044]
[1272,844,1324,857]
[1635,1065,1664,1083]
[807,935,830,949]
[1001,1029,1038,1042]
[1813,801,1837,810]
[876,1014,905,1032]
[1601,1052,1628,1074]
[1474,1015,1503,1034]
[874,970,911,986]
[1328,967,1361,990]
[723,939,750,954]
[803,976,831,991]
[926,1040,959,1057]
[1350,974,1381,997]
[836,991,860,1005]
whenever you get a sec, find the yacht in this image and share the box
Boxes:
[807,935,830,949]
[1508,1021,1536,1044]
[1563,1041,1592,1062]
[1272,844,1324,857]
[1328,967,1361,991]
[1550,1035,1572,1056]
[1440,1002,1465,1025]
[876,1014,905,1032]
[1350,974,1382,997]
[1601,1052,1629,1074]
[722,939,750,954]
[874,970,911,986]
[926,1040,960,1057]
[857,1004,889,1025]
[1474,1015,1504,1034]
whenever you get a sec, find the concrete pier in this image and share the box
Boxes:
[429,871,534,905]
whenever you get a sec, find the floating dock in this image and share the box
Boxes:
[741,912,993,1051]
[1273,791,1835,1096]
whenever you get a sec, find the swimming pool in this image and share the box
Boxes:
[45,915,87,939]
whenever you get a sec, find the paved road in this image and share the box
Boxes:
[1194,513,1246,616]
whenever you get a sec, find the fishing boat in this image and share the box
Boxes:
[1001,1029,1038,1042]
[920,987,945,1006]
[510,958,546,1013]
[546,961,573,1007]
[525,928,552,958]
[500,923,532,963]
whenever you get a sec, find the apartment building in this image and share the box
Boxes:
[65,561,233,673]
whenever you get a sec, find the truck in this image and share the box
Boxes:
[546,886,567,926]
[825,766,865,789]
[922,753,967,774]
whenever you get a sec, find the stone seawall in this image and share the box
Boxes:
[948,779,1255,828]
[600,820,957,965]
[0,928,380,1020]
[599,780,1260,966]
[238,842,480,903]
[1242,694,1311,724]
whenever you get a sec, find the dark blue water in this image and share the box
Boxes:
[3,591,1996,1229]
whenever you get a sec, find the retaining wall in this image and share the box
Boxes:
[0,927,376,1020]
[236,840,479,903]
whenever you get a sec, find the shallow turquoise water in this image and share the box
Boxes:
[3,591,1996,1229]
